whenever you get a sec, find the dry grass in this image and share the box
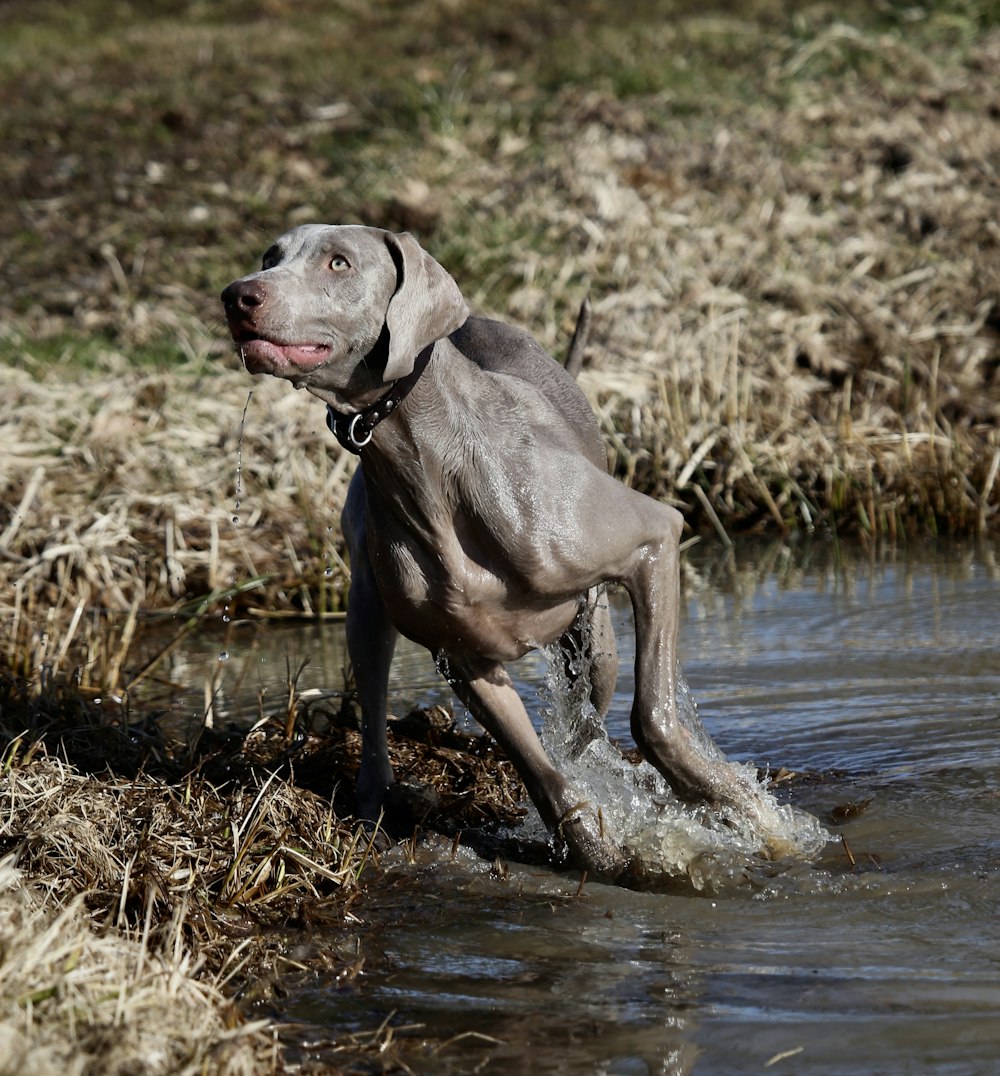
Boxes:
[433,24,1000,538]
[1,746,370,925]
[0,352,350,616]
[0,726,305,1070]
[0,858,271,1076]
[0,672,528,1070]
[0,701,368,1071]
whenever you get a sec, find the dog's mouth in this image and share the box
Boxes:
[231,333,332,377]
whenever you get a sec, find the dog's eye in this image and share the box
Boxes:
[261,250,280,270]
[329,255,351,272]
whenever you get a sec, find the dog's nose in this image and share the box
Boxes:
[221,279,267,313]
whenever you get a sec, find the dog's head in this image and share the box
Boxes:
[221,224,468,403]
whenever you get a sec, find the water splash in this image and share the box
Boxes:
[537,628,829,890]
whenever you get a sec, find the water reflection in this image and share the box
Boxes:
[132,539,1000,1072]
[286,854,706,1074]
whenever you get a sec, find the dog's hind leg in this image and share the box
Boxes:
[617,500,756,813]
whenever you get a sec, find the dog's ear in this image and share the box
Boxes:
[382,232,468,381]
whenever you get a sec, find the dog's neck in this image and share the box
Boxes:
[324,343,435,455]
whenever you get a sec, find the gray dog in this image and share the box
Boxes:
[222,224,751,881]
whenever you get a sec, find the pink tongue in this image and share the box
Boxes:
[241,339,329,372]
[278,343,328,367]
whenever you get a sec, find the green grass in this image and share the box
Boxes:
[0,333,206,373]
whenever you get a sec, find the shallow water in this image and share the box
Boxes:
[143,540,1000,1073]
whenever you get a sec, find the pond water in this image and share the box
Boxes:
[146,539,1000,1074]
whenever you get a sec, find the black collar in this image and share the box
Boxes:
[325,343,435,455]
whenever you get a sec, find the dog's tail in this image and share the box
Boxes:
[563,295,591,380]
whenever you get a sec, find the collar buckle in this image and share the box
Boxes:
[325,342,434,455]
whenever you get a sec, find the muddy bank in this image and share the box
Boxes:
[0,665,534,1072]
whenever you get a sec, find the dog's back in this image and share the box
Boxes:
[448,316,606,469]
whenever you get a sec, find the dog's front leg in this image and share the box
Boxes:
[444,654,630,881]
[342,473,397,821]
[347,555,398,821]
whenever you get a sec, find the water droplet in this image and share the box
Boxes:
[434,651,453,683]
[222,614,231,623]
[232,393,252,528]
[218,650,229,661]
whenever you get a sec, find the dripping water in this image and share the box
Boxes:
[212,391,254,670]
[220,391,254,637]
[231,389,253,527]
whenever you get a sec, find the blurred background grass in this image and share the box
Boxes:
[3,1,996,347]
[1,0,998,645]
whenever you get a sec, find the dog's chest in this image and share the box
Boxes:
[366,508,578,662]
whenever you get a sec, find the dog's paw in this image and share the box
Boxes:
[556,804,630,883]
